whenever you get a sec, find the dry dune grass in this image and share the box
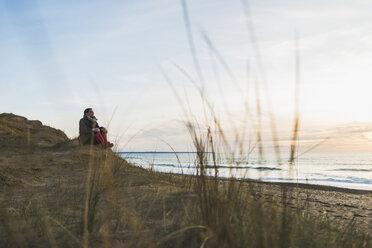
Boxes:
[0,113,371,247]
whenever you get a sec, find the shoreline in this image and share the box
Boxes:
[128,163,372,195]
[119,151,372,193]
[251,179,372,195]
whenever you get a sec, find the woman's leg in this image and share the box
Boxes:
[101,132,108,143]
[94,132,107,147]
[101,132,114,147]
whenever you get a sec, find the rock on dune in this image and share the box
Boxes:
[0,113,69,148]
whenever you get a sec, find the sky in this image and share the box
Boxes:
[1,0,372,152]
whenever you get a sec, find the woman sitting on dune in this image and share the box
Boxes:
[79,108,114,148]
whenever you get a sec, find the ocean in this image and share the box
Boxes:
[118,152,372,191]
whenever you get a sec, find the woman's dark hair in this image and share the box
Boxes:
[84,108,92,115]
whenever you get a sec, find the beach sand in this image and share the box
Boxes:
[246,180,372,234]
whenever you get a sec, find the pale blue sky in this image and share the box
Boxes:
[1,0,372,151]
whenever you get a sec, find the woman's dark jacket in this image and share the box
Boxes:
[79,115,101,145]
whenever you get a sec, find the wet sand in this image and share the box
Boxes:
[249,180,372,234]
